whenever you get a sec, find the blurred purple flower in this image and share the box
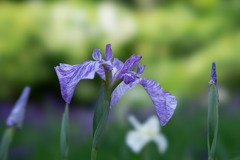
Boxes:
[6,86,31,128]
[55,44,177,126]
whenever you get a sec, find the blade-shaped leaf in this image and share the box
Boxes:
[92,84,111,150]
[93,84,107,136]
[60,103,69,160]
[92,104,110,150]
[0,127,15,160]
[208,84,219,159]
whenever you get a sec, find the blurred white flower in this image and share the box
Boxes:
[126,115,168,154]
[97,3,136,43]
[48,4,88,48]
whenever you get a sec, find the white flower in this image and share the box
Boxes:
[126,115,168,154]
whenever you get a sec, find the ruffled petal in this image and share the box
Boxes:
[105,60,113,71]
[141,79,177,126]
[112,58,124,70]
[110,78,177,126]
[111,58,124,83]
[136,63,145,76]
[121,54,142,73]
[120,72,138,84]
[6,86,31,128]
[92,47,102,61]
[110,81,134,109]
[96,64,105,80]
[54,60,103,104]
[105,44,113,62]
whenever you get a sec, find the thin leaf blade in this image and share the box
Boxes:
[93,84,107,136]
[208,84,219,159]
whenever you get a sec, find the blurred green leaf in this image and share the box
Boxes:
[231,157,240,160]
[0,127,15,160]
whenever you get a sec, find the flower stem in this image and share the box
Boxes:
[143,144,150,160]
[208,84,218,160]
[0,126,15,160]
[91,76,111,160]
[60,104,69,160]
[91,147,98,160]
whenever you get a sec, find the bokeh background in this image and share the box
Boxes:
[0,0,240,159]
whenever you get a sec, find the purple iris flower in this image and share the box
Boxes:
[6,86,31,128]
[55,44,177,126]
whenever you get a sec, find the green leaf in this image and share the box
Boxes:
[92,84,111,150]
[93,84,107,136]
[92,103,110,150]
[0,127,15,160]
[60,103,69,160]
[208,84,219,159]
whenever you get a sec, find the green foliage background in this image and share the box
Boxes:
[0,0,240,159]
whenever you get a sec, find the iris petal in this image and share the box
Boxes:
[111,58,124,83]
[121,54,142,73]
[120,72,138,84]
[55,60,104,104]
[110,78,177,126]
[136,63,145,76]
[96,64,105,80]
[105,44,113,62]
[112,58,124,70]
[92,47,102,61]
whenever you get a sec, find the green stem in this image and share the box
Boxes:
[91,147,98,160]
[143,144,150,160]
[208,157,214,160]
[0,126,15,160]
[208,84,218,160]
[60,104,69,160]
[91,73,112,160]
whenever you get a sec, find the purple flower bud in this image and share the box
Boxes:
[210,62,217,86]
[6,86,31,128]
[210,62,218,100]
